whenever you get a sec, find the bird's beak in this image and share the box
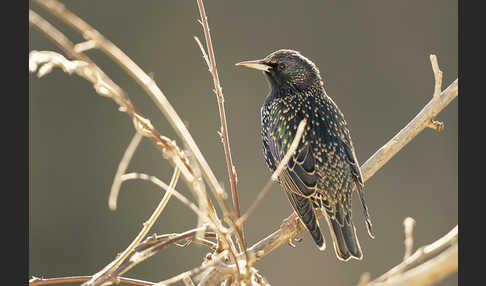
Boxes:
[235,59,271,72]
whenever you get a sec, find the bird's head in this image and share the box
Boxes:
[236,49,323,92]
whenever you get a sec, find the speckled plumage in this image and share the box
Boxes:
[237,49,374,261]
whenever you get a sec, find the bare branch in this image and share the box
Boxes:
[29,276,154,286]
[32,3,248,281]
[34,0,229,211]
[182,276,196,286]
[83,168,181,286]
[29,10,92,63]
[360,78,457,182]
[373,225,458,283]
[109,132,143,210]
[109,226,217,281]
[364,243,457,286]
[194,0,242,229]
[154,250,230,286]
[430,54,443,100]
[403,217,416,260]
[121,172,208,222]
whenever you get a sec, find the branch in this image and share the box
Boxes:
[403,217,416,260]
[109,132,143,210]
[29,276,154,286]
[33,4,243,268]
[361,69,457,182]
[34,0,229,211]
[29,13,198,187]
[372,225,458,283]
[79,168,181,286]
[30,8,242,285]
[363,243,457,286]
[194,0,240,222]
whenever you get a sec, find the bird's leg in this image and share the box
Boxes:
[279,212,303,247]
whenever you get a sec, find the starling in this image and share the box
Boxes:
[236,49,375,261]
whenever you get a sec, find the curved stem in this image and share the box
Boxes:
[29,276,154,286]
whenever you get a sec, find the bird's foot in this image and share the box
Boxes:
[280,212,303,248]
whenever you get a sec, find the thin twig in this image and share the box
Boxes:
[135,231,217,252]
[182,276,196,286]
[403,217,416,260]
[361,55,456,182]
[74,40,97,53]
[108,226,216,281]
[121,172,209,223]
[83,168,181,286]
[361,78,457,182]
[363,243,457,286]
[236,119,307,227]
[194,0,241,223]
[154,250,230,286]
[32,3,243,280]
[34,0,229,210]
[193,1,249,275]
[109,132,143,210]
[430,54,443,99]
[120,171,242,281]
[29,276,154,286]
[372,225,458,282]
[29,15,197,186]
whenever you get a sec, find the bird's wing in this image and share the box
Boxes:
[318,96,375,238]
[266,107,318,198]
[341,139,364,187]
[265,106,325,248]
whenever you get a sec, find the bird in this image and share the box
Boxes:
[235,49,375,261]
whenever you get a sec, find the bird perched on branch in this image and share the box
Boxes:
[236,49,375,261]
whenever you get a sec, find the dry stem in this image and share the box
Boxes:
[34,0,229,211]
[364,243,457,286]
[82,168,181,286]
[109,132,143,210]
[194,0,241,222]
[403,217,416,260]
[372,225,458,283]
[29,276,154,286]
[360,61,457,182]
[33,3,242,270]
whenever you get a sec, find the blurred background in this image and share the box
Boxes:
[29,1,457,285]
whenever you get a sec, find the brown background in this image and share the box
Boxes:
[29,1,457,285]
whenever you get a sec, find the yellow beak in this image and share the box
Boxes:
[235,60,271,72]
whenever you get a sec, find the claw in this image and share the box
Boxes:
[287,237,296,248]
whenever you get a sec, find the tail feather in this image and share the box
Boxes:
[324,214,363,261]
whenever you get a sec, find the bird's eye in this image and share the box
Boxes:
[278,63,287,70]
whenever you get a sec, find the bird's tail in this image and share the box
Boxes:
[324,213,363,261]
